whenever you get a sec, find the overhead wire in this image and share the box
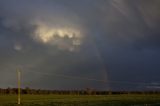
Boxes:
[21,70,155,86]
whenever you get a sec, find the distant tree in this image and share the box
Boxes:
[6,87,15,94]
[25,87,30,94]
[86,88,92,95]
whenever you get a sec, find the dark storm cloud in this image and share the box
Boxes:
[0,0,106,90]
[0,0,160,90]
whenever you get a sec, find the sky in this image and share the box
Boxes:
[0,0,160,91]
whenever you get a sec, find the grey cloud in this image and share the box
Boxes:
[0,0,160,90]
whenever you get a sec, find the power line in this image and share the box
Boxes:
[22,70,154,86]
[23,70,107,82]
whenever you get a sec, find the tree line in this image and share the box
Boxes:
[0,87,159,95]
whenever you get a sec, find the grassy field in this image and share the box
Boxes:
[0,94,160,106]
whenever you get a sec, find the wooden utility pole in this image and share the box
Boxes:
[17,69,21,105]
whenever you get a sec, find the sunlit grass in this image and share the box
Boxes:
[0,94,160,106]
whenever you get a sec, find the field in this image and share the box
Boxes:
[0,94,160,106]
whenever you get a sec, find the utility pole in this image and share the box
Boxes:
[17,69,21,105]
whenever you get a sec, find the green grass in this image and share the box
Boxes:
[0,94,160,106]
